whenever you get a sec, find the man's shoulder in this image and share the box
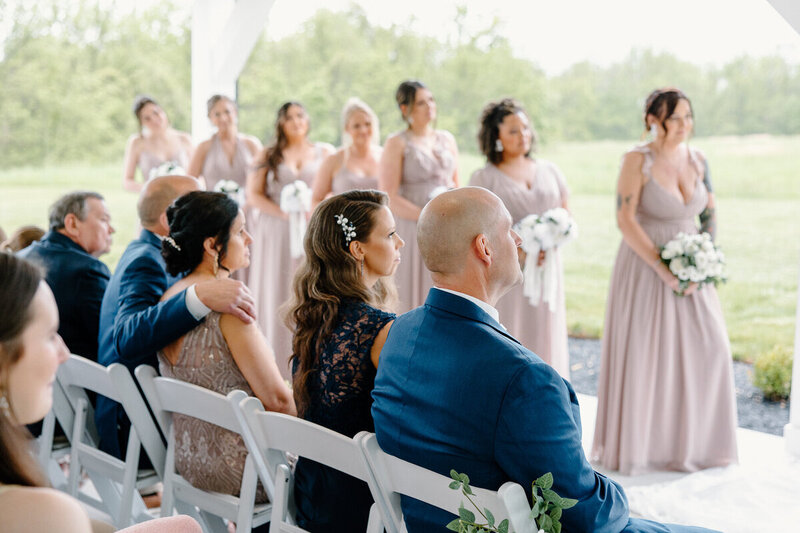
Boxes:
[19,234,109,277]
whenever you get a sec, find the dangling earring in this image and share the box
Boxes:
[212,252,219,278]
[650,123,658,139]
[495,138,504,152]
[0,392,11,420]
[407,115,414,126]
[360,259,364,277]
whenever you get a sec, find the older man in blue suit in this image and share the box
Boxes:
[372,187,717,533]
[95,175,257,459]
[19,191,114,362]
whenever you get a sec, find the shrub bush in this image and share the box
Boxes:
[752,345,793,401]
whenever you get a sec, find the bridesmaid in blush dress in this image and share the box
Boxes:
[379,80,459,312]
[122,95,193,192]
[312,98,382,209]
[470,99,570,378]
[591,88,737,475]
[188,95,262,284]
[246,102,334,379]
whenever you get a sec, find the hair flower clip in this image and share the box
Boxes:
[335,214,357,244]
[163,235,182,252]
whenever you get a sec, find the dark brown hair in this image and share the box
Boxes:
[287,190,395,416]
[0,253,48,487]
[395,80,427,123]
[477,98,537,165]
[258,102,308,181]
[132,94,160,131]
[207,94,235,116]
[644,87,693,136]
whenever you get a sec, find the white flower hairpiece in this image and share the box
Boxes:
[334,214,357,245]
[163,235,181,252]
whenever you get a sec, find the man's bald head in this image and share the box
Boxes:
[137,175,200,229]
[417,187,507,275]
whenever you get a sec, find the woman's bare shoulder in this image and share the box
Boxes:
[0,487,91,533]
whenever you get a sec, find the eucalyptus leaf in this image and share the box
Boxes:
[540,513,553,531]
[485,508,495,527]
[560,497,578,509]
[451,470,461,481]
[551,507,562,521]
[498,519,509,533]
[449,481,461,490]
[542,488,560,504]
[553,519,562,533]
[459,507,476,523]
[535,472,554,490]
[446,519,461,531]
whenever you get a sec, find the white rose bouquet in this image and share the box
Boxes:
[149,161,185,180]
[279,180,312,259]
[516,207,577,312]
[213,179,246,207]
[659,232,727,293]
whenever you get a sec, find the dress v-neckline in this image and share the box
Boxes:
[495,163,537,192]
[643,146,699,206]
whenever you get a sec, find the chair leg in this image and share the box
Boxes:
[67,399,87,497]
[235,455,257,532]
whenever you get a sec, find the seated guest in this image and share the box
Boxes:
[19,191,114,361]
[287,190,403,532]
[95,175,256,460]
[371,187,718,533]
[0,254,201,533]
[1,225,45,252]
[158,191,295,502]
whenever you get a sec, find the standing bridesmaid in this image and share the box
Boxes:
[246,102,334,379]
[379,80,459,312]
[187,94,262,192]
[470,99,570,378]
[591,88,737,475]
[312,98,382,209]
[122,95,194,192]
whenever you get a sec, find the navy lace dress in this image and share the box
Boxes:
[291,299,395,533]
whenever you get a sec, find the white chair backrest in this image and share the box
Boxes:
[135,365,269,533]
[55,355,163,527]
[359,433,534,533]
[233,396,384,533]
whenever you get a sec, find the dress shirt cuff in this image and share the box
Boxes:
[185,284,212,320]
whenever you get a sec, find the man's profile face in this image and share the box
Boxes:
[74,198,114,257]
[492,206,523,291]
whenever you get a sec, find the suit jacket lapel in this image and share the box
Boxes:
[424,288,522,346]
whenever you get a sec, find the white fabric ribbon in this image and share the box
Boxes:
[280,180,311,259]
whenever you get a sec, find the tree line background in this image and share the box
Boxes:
[1,1,799,169]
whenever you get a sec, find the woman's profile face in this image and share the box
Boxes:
[496,111,532,159]
[357,206,404,285]
[5,282,69,425]
[345,110,374,147]
[138,102,169,133]
[407,88,436,126]
[220,210,252,273]
[281,105,309,140]
[209,99,237,132]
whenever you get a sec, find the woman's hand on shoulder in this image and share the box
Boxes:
[0,487,92,533]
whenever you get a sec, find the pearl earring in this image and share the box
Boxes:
[495,139,504,152]
[650,123,658,138]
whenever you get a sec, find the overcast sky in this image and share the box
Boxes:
[266,0,800,74]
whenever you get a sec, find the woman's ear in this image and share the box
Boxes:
[349,240,365,261]
[203,236,218,257]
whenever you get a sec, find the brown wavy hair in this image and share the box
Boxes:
[0,253,48,487]
[643,87,693,137]
[478,98,537,165]
[258,101,308,181]
[287,190,396,416]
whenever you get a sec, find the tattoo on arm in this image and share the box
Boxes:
[616,194,634,211]
[699,206,716,240]
[702,160,713,193]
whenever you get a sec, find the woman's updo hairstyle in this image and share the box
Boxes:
[162,191,239,277]
[478,98,537,165]
[395,80,427,123]
[132,94,159,129]
[643,87,692,136]
[207,94,236,116]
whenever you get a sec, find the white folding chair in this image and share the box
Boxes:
[359,433,535,533]
[232,395,385,533]
[56,354,165,528]
[35,378,72,490]
[135,365,270,533]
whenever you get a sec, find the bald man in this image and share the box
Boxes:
[95,175,256,460]
[371,187,716,533]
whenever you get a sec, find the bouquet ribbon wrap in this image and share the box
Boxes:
[517,207,577,313]
[279,180,312,259]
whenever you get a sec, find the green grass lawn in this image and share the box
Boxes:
[2,135,798,361]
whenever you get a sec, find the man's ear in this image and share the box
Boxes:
[62,213,80,236]
[474,233,492,266]
[157,212,170,234]
[349,240,365,261]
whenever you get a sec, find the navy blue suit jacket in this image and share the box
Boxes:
[19,231,110,361]
[372,288,717,533]
[95,229,200,458]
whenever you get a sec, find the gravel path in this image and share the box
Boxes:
[568,337,791,436]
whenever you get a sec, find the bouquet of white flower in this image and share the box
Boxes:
[148,161,185,180]
[213,179,246,207]
[280,180,312,259]
[516,207,577,312]
[659,232,727,293]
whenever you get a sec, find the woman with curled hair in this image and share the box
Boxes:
[591,88,737,475]
[311,98,382,208]
[379,80,459,312]
[287,189,403,532]
[122,95,193,192]
[0,254,201,533]
[159,191,295,504]
[470,98,570,378]
[246,102,334,378]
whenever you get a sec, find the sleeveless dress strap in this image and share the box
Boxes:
[628,144,654,182]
